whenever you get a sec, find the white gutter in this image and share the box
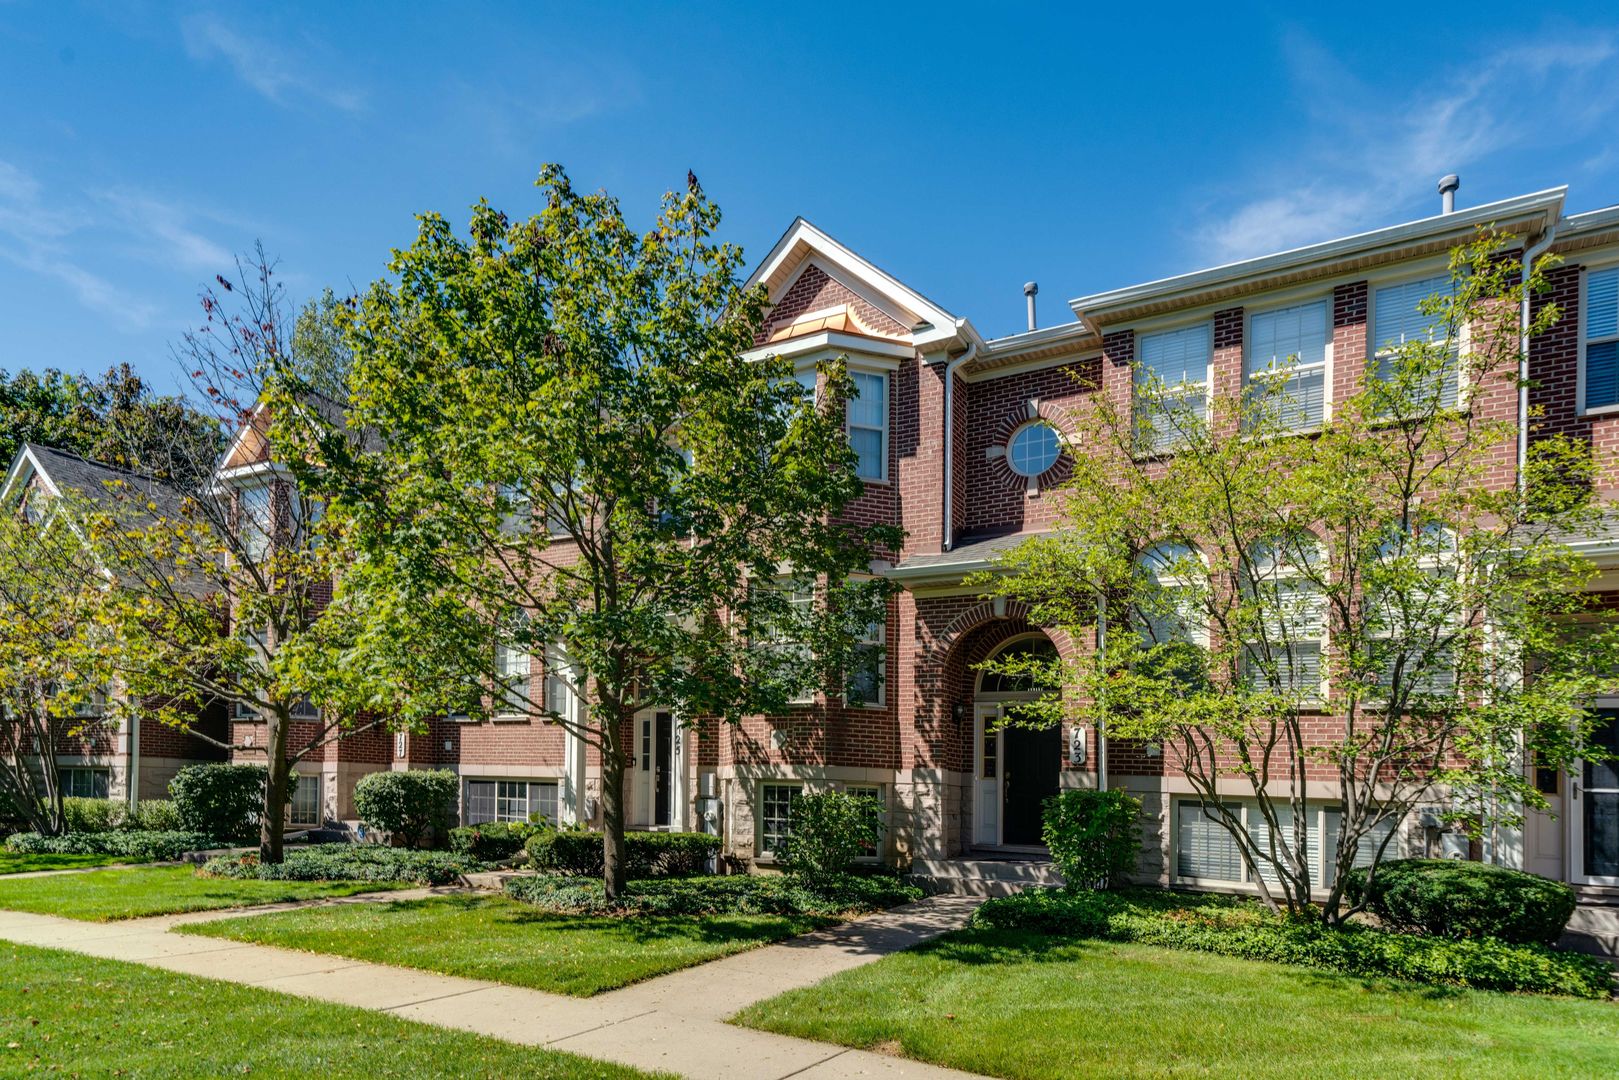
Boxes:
[941,326,978,552]
[1518,223,1558,499]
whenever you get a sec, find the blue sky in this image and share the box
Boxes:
[4,2,1619,392]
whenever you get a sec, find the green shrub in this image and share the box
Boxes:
[63,797,126,833]
[780,790,883,877]
[199,843,480,886]
[970,888,1611,999]
[1041,788,1141,889]
[1344,858,1578,946]
[523,828,720,878]
[4,830,218,861]
[448,821,537,860]
[129,800,184,833]
[506,870,922,917]
[169,764,271,843]
[352,770,457,849]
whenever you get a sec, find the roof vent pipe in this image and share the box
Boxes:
[1438,174,1460,214]
[1024,281,1038,331]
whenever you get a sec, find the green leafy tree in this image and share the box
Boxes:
[79,255,390,863]
[0,493,125,835]
[0,364,220,485]
[279,165,899,897]
[977,232,1619,922]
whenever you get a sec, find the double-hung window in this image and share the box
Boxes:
[1241,538,1326,703]
[1136,324,1212,451]
[1365,523,1458,702]
[499,482,532,535]
[494,612,532,718]
[845,610,886,708]
[1247,301,1328,430]
[1582,266,1619,413]
[542,645,570,717]
[847,371,887,481]
[288,773,322,827]
[465,779,558,825]
[757,578,816,705]
[1373,275,1459,408]
[238,484,272,562]
[759,782,800,855]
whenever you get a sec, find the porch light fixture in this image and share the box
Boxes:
[951,702,966,732]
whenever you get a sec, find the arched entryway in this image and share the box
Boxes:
[974,633,1062,848]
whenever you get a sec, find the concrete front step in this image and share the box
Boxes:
[910,854,1063,897]
[1562,903,1619,964]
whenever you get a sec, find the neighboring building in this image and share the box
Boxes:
[0,444,228,804]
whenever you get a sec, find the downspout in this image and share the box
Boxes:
[941,324,978,552]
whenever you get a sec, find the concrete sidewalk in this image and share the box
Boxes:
[0,893,984,1079]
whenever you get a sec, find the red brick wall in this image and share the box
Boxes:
[755,263,907,344]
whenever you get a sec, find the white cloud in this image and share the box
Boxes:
[180,11,365,114]
[0,159,245,331]
[1193,29,1619,264]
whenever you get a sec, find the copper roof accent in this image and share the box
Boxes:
[765,304,904,345]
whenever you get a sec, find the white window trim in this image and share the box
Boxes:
[1242,539,1328,706]
[236,481,273,564]
[287,771,323,827]
[463,777,560,825]
[847,369,889,484]
[1243,297,1334,431]
[1135,543,1210,649]
[1363,525,1460,705]
[756,781,803,861]
[1578,259,1619,417]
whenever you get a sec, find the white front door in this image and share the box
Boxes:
[1572,706,1619,885]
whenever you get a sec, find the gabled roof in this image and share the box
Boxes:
[745,217,969,350]
[2,443,187,520]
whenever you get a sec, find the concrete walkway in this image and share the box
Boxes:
[0,892,985,1079]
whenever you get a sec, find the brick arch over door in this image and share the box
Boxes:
[907,596,1085,774]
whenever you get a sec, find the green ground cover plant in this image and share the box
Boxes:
[0,941,662,1077]
[200,843,482,886]
[505,870,921,917]
[180,893,824,996]
[969,887,1610,998]
[4,829,218,861]
[0,864,404,921]
[525,829,720,879]
[734,926,1619,1080]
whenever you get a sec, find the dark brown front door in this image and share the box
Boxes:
[1002,723,1060,846]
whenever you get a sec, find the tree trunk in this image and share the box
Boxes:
[600,741,628,901]
[259,711,290,864]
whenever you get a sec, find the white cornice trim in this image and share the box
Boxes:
[741,331,915,364]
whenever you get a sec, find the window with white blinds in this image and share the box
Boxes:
[1137,324,1212,450]
[1373,275,1459,407]
[1247,301,1328,429]
[465,779,558,825]
[1583,266,1619,411]
[1174,800,1401,887]
[1176,801,1245,881]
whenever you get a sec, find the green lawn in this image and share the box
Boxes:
[0,865,406,921]
[181,893,829,996]
[734,927,1619,1080]
[0,941,661,1078]
[0,851,133,875]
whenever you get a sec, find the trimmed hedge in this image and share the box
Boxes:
[353,770,457,849]
[199,844,481,886]
[4,830,218,862]
[1041,788,1142,889]
[1344,858,1577,946]
[63,798,126,833]
[505,870,922,917]
[524,829,720,879]
[129,800,185,833]
[971,888,1612,1000]
[169,764,270,843]
[448,821,538,861]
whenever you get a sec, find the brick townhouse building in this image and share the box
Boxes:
[11,181,1619,894]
